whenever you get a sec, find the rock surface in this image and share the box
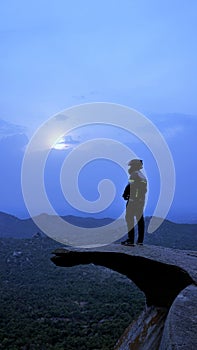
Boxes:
[51,244,197,349]
[51,244,196,307]
[114,306,168,350]
[160,285,197,350]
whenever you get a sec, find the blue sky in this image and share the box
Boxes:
[0,1,197,222]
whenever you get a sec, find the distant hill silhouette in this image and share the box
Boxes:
[144,217,197,250]
[0,212,196,250]
[0,212,113,238]
[0,211,38,238]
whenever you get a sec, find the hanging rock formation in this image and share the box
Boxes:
[51,244,197,349]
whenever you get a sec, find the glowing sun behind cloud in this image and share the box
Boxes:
[52,135,80,150]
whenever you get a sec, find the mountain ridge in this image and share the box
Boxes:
[0,211,196,250]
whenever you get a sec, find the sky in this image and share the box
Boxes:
[0,1,197,222]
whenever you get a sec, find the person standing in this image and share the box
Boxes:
[121,159,147,246]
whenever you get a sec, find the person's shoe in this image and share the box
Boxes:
[126,242,135,246]
[137,242,143,246]
[121,239,135,246]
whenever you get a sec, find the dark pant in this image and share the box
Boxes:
[125,200,145,244]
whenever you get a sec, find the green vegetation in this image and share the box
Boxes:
[0,238,145,349]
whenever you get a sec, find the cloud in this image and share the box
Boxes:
[162,125,184,138]
[0,132,29,215]
[0,119,29,214]
[54,114,70,121]
[72,90,98,101]
[0,119,26,139]
[148,113,197,140]
[52,134,81,150]
[72,95,86,100]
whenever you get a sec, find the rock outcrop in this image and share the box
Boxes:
[51,244,197,349]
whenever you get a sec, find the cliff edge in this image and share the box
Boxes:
[51,244,197,349]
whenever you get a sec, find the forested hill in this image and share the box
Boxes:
[0,237,145,350]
